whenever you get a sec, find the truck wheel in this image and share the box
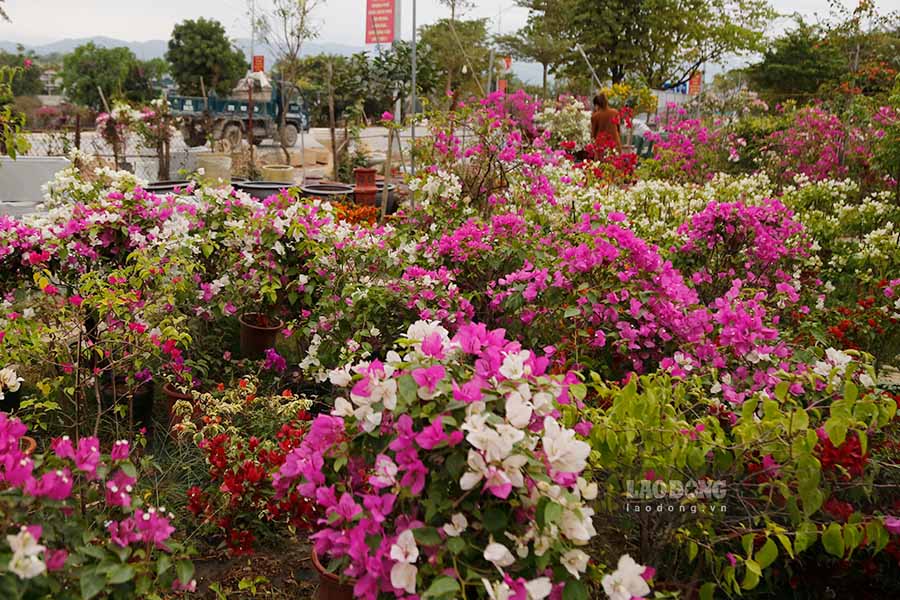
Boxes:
[280,124,299,147]
[223,124,243,150]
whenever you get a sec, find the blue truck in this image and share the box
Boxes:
[168,81,310,149]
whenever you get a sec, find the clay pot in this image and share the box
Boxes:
[239,313,283,359]
[196,153,233,185]
[162,382,194,425]
[20,436,36,456]
[261,164,296,183]
[311,548,354,600]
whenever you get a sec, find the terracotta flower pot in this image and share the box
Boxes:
[162,382,195,425]
[311,548,354,600]
[239,313,283,359]
[20,436,36,456]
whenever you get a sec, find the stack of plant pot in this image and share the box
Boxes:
[353,167,377,206]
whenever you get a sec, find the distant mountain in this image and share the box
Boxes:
[0,36,545,84]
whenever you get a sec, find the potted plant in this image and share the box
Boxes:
[274,320,601,599]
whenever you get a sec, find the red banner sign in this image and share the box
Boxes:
[365,0,395,44]
[252,55,265,73]
[688,71,702,96]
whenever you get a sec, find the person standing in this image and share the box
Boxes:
[590,93,622,154]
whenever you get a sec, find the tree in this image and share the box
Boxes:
[0,1,7,22]
[527,0,772,87]
[496,18,567,97]
[166,18,246,96]
[368,41,441,116]
[747,19,845,102]
[257,0,323,157]
[0,47,43,96]
[419,18,491,107]
[293,53,370,126]
[60,43,140,109]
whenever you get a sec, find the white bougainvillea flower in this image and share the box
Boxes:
[390,562,417,594]
[389,529,419,564]
[0,367,23,393]
[8,553,46,579]
[542,417,590,474]
[443,513,468,537]
[525,577,553,599]
[561,548,590,579]
[499,350,531,380]
[484,540,516,569]
[602,554,651,600]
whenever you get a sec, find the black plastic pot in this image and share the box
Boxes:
[101,376,156,433]
[1,389,22,413]
[235,181,297,200]
[374,182,399,214]
[144,180,191,194]
[300,183,356,201]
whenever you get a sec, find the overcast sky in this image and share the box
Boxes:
[2,0,894,47]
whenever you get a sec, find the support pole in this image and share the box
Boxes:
[410,0,417,175]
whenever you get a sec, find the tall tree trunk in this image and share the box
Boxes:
[542,63,548,98]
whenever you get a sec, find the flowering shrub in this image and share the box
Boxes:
[762,106,878,187]
[274,321,608,599]
[174,381,317,556]
[0,413,195,595]
[574,353,898,597]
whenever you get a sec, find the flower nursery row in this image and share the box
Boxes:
[0,89,899,599]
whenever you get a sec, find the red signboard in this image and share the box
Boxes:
[688,71,702,96]
[365,0,395,44]
[497,79,508,93]
[252,55,265,73]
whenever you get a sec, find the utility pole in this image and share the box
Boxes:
[410,0,417,175]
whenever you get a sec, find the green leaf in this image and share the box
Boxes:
[843,381,858,403]
[794,521,817,554]
[119,461,138,479]
[422,576,460,599]
[544,502,563,527]
[569,383,587,402]
[447,537,466,554]
[156,554,172,577]
[774,381,789,401]
[562,579,589,600]
[108,564,135,585]
[80,571,106,600]
[756,538,778,569]
[741,560,761,590]
[700,582,717,600]
[688,541,698,563]
[824,417,848,446]
[412,527,442,546]
[175,559,194,585]
[822,523,844,558]
[776,533,794,559]
[563,307,581,319]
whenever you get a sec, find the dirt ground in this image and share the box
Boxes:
[194,538,319,599]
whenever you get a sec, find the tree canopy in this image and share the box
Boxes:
[419,18,491,107]
[166,18,247,96]
[60,43,146,109]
